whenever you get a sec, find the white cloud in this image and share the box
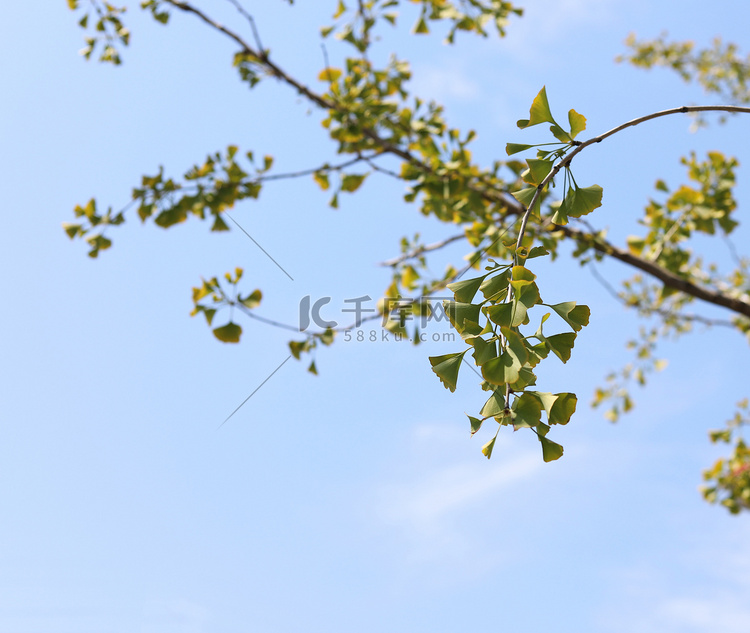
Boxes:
[372,423,544,566]
[656,597,750,633]
[598,525,750,633]
[501,0,619,60]
[379,452,540,526]
[410,63,481,103]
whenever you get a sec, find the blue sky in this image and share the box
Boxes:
[1,1,750,632]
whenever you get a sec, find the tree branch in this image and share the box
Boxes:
[163,0,528,226]
[162,2,750,321]
[588,262,737,328]
[561,223,750,318]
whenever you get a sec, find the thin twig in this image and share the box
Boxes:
[515,104,750,252]
[236,303,300,331]
[379,234,465,266]
[224,0,264,51]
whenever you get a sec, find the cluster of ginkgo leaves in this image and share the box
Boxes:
[429,248,589,462]
[703,399,750,514]
[428,88,598,461]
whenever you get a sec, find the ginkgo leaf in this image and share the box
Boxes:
[213,322,242,343]
[539,435,564,462]
[525,246,550,260]
[506,143,534,155]
[468,415,483,435]
[517,86,557,129]
[531,391,578,425]
[545,332,577,363]
[568,184,603,217]
[480,389,506,419]
[548,302,590,331]
[448,275,487,303]
[444,302,482,335]
[568,108,587,139]
[317,67,342,82]
[550,124,572,143]
[429,352,464,392]
[240,289,262,309]
[512,392,542,430]
[486,303,514,328]
[511,187,539,209]
[471,337,497,366]
[341,173,366,192]
[479,270,510,300]
[482,436,497,459]
[522,158,554,186]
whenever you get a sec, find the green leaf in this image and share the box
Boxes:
[549,200,568,226]
[568,109,587,139]
[480,389,506,419]
[531,392,578,425]
[523,339,548,368]
[509,366,537,391]
[512,392,542,429]
[482,353,518,386]
[539,435,564,462]
[511,291,536,327]
[213,322,242,343]
[517,86,557,129]
[333,0,346,18]
[62,223,82,239]
[510,265,536,287]
[548,302,590,332]
[429,352,464,392]
[313,171,330,190]
[318,67,342,82]
[506,143,534,156]
[479,270,510,300]
[447,274,487,303]
[308,360,318,375]
[511,187,538,208]
[211,214,230,231]
[502,326,529,365]
[481,436,497,459]
[550,393,577,425]
[289,340,308,359]
[525,246,549,260]
[549,124,572,143]
[523,159,553,186]
[551,184,604,226]
[486,303,513,328]
[545,332,577,363]
[471,337,497,366]
[444,302,481,335]
[468,415,483,435]
[240,289,262,309]
[341,173,366,192]
[566,184,604,218]
[481,328,528,386]
[413,16,429,34]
